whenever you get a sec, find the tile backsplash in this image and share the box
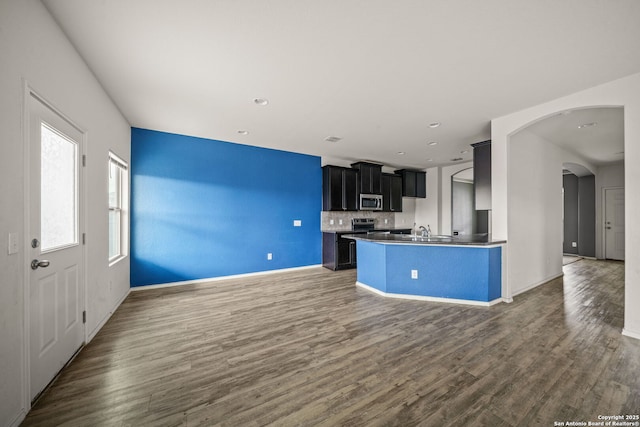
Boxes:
[321,211,398,231]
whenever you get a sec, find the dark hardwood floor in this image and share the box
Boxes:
[23,259,639,426]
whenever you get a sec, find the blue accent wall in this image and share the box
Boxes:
[130,128,322,286]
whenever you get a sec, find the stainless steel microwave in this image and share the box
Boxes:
[359,194,383,211]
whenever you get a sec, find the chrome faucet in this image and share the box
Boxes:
[418,225,432,237]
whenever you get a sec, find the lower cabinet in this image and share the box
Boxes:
[322,232,363,270]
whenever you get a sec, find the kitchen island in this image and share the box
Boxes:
[344,233,505,306]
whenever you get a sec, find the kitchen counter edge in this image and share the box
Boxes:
[342,233,506,247]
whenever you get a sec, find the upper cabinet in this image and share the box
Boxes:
[382,173,403,212]
[394,169,426,198]
[322,165,358,211]
[351,162,382,195]
[472,140,491,210]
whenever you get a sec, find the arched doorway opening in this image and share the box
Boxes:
[501,106,623,299]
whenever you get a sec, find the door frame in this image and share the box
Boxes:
[602,186,624,260]
[21,81,88,409]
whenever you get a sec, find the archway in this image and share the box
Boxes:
[490,73,638,338]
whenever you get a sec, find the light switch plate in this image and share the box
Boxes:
[293,220,302,227]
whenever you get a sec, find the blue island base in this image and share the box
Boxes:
[355,240,502,306]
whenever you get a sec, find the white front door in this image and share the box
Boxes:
[28,93,85,401]
[604,187,625,261]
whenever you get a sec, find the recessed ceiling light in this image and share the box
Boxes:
[324,136,342,143]
[578,122,597,129]
[429,122,441,128]
[253,98,269,106]
[428,141,438,146]
[237,130,249,135]
[397,151,405,155]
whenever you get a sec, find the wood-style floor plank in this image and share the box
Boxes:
[22,259,640,426]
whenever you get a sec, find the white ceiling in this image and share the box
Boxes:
[526,107,624,167]
[42,0,640,169]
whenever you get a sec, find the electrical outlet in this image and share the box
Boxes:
[339,219,343,225]
[267,253,273,260]
[411,269,418,279]
[384,219,388,224]
[572,242,577,248]
[293,220,302,227]
[330,219,334,225]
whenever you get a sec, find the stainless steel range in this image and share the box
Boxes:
[352,218,376,232]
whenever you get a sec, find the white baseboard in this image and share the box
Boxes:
[622,328,640,340]
[131,264,323,291]
[355,281,502,307]
[9,409,26,427]
[511,271,564,298]
[87,288,131,342]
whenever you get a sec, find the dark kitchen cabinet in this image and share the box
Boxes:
[322,165,358,211]
[472,140,491,210]
[351,162,382,195]
[322,232,362,270]
[382,173,403,212]
[395,169,426,198]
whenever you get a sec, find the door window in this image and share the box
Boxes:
[40,122,78,252]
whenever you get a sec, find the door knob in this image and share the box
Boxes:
[31,259,50,270]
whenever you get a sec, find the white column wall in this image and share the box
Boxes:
[415,163,473,235]
[414,166,440,233]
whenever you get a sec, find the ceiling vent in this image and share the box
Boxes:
[324,136,342,143]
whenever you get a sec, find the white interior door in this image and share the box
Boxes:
[28,93,85,401]
[604,187,625,261]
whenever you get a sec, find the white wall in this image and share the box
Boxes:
[414,167,439,232]
[595,163,625,259]
[492,72,640,339]
[0,1,131,425]
[508,130,599,296]
[507,130,565,295]
[415,162,473,235]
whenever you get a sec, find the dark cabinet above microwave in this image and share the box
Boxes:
[351,162,382,195]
